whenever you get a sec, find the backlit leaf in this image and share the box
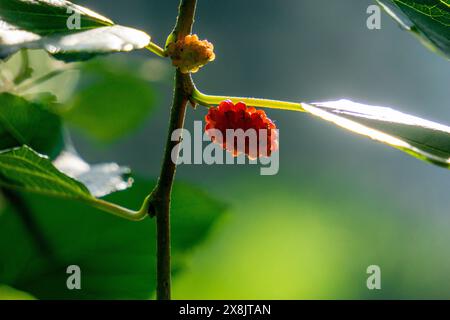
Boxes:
[303,99,450,168]
[378,0,450,58]
[0,0,151,61]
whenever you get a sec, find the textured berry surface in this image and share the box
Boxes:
[205,100,278,159]
[166,34,215,73]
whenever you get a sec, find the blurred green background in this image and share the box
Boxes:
[2,0,450,299]
[75,0,450,299]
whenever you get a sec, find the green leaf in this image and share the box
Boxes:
[58,56,159,142]
[0,92,63,157]
[0,144,150,222]
[0,145,92,200]
[378,0,450,58]
[0,178,226,299]
[0,0,112,35]
[0,285,35,300]
[0,145,133,201]
[0,0,151,61]
[303,100,450,168]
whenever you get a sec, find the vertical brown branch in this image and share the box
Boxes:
[149,0,197,301]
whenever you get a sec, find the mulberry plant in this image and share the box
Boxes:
[0,0,449,300]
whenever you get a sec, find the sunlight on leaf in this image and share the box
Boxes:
[0,0,152,61]
[53,150,132,198]
[0,0,113,34]
[303,100,450,169]
[0,145,134,202]
[0,146,92,200]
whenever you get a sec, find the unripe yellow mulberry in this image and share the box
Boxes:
[166,34,215,73]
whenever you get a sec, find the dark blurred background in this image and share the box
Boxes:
[71,0,450,299]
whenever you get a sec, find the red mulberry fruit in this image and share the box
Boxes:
[205,100,278,159]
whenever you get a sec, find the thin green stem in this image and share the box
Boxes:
[16,68,73,93]
[0,181,150,222]
[192,87,306,112]
[146,41,167,58]
[89,196,150,222]
[0,61,14,92]
[14,50,32,85]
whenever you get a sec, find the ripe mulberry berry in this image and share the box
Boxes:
[205,100,278,159]
[166,34,215,73]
